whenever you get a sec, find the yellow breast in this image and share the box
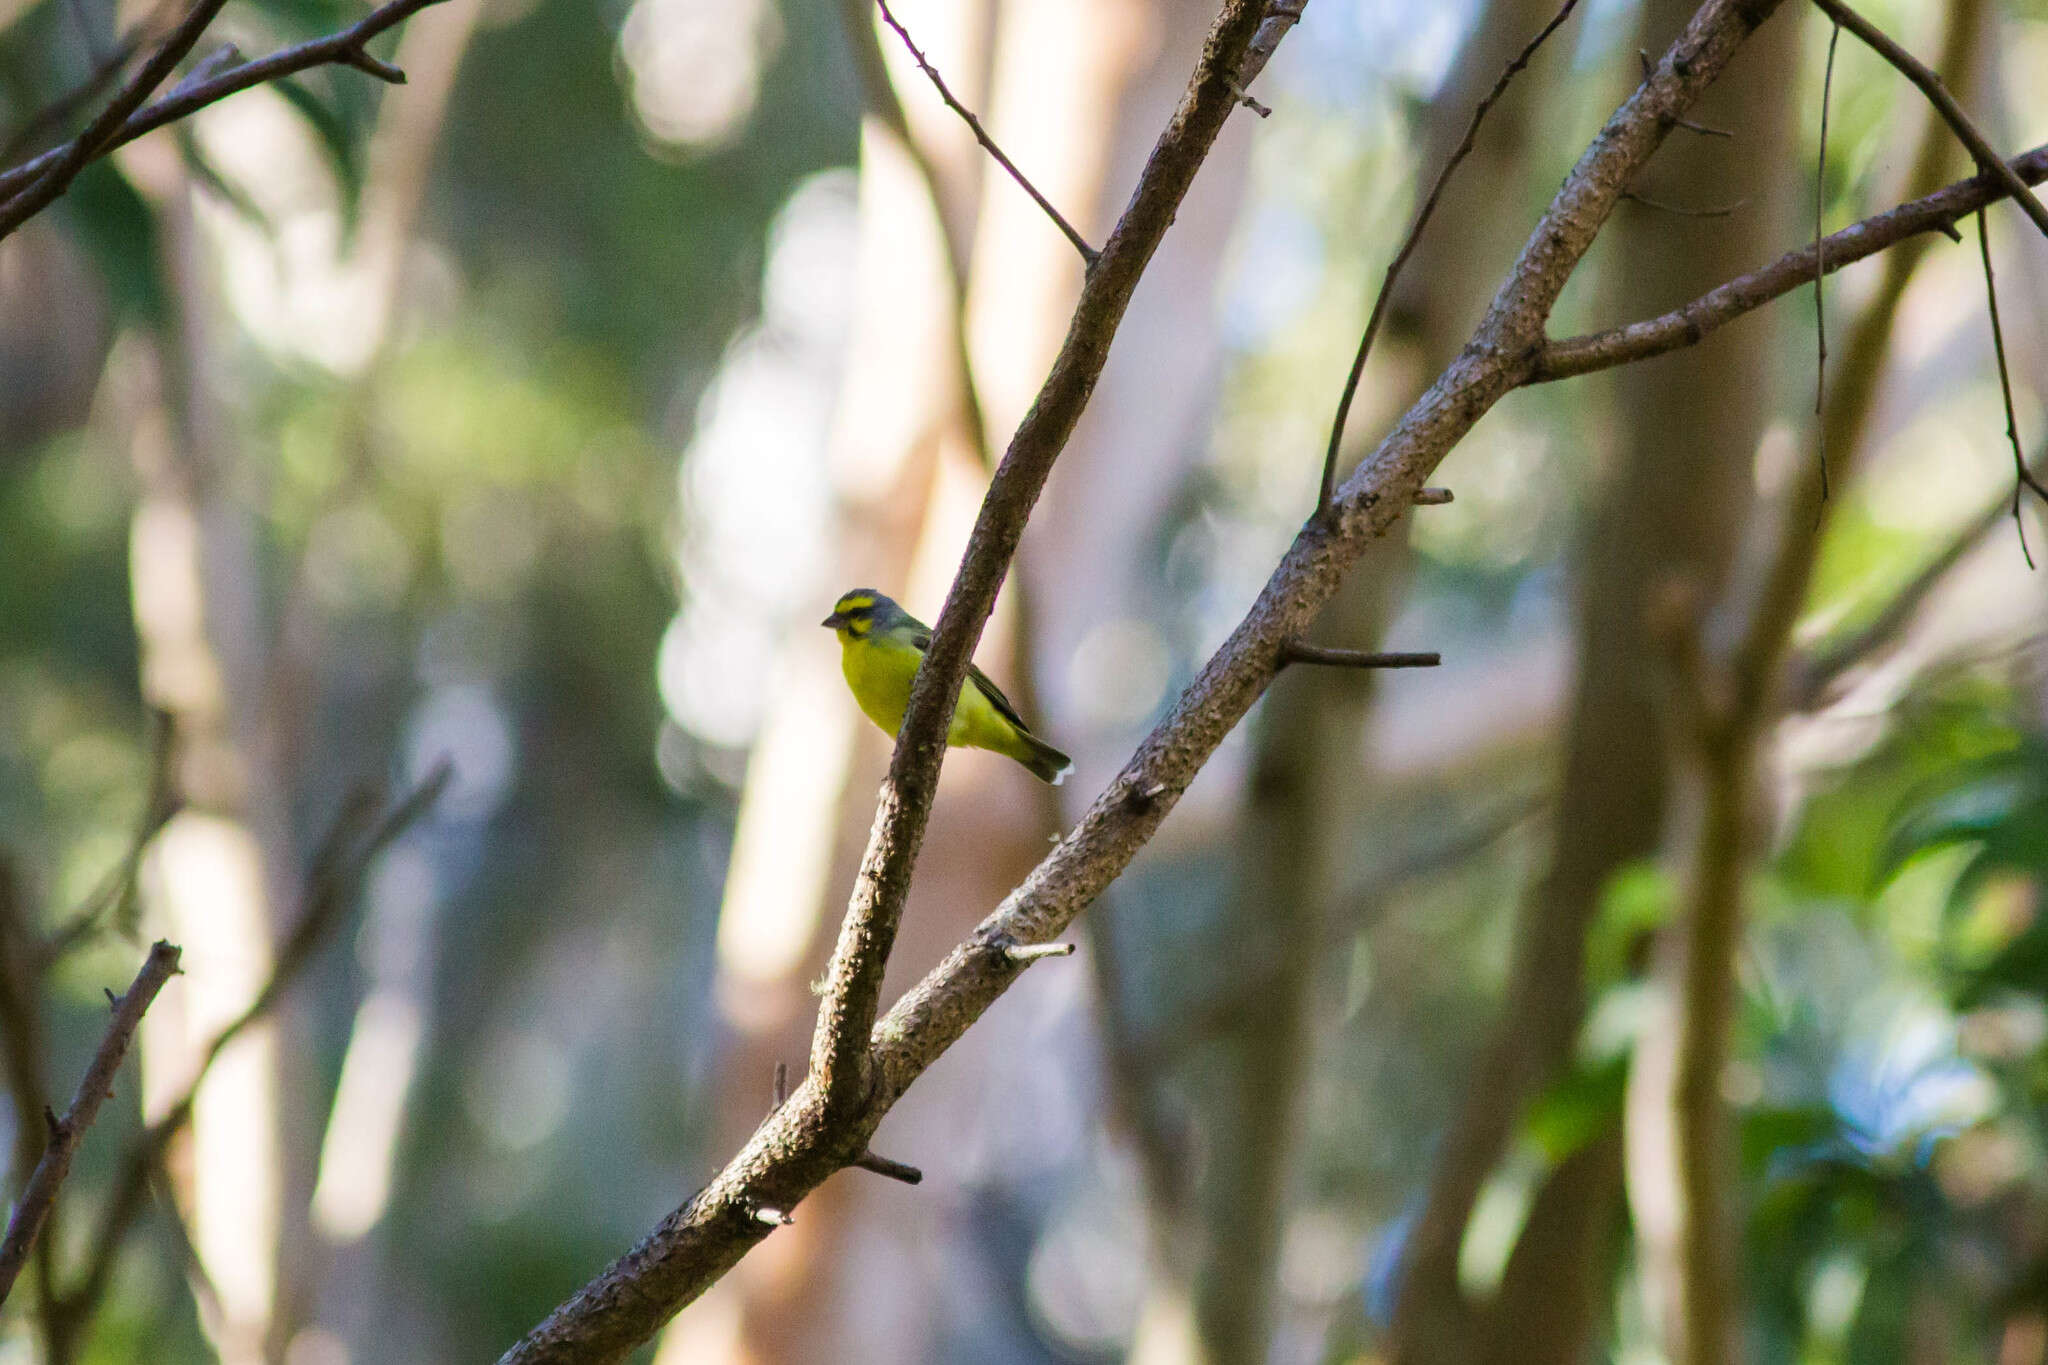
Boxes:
[839,634,922,736]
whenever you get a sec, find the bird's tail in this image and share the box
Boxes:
[1010,730,1073,785]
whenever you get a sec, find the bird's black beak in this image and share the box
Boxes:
[821,612,847,629]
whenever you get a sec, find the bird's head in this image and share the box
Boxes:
[821,589,903,640]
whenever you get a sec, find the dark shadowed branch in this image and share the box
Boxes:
[47,764,449,1338]
[0,0,451,235]
[1977,210,2048,566]
[0,941,180,1309]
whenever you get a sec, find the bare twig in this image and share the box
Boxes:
[1280,643,1441,669]
[40,710,180,967]
[0,22,151,162]
[1809,0,2048,239]
[1814,19,1841,499]
[0,0,232,237]
[0,941,179,1309]
[1977,210,2046,568]
[0,0,451,230]
[850,1152,923,1184]
[1317,0,1582,516]
[0,0,232,238]
[871,0,1098,266]
[1534,143,2048,381]
[831,0,993,466]
[1621,189,1746,218]
[1414,486,1455,505]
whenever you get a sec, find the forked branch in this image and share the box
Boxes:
[0,0,451,237]
[1809,0,2048,239]
[501,5,1800,1359]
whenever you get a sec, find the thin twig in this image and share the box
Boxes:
[1280,643,1441,669]
[1317,0,1581,516]
[1809,0,2048,240]
[851,1152,923,1184]
[831,0,993,467]
[0,0,449,228]
[870,0,1098,266]
[0,22,150,162]
[0,941,179,1309]
[40,709,180,967]
[1814,20,1841,500]
[1638,49,1731,137]
[1977,209,2045,569]
[1620,189,1746,218]
[1534,143,2048,381]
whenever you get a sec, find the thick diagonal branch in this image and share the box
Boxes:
[807,0,1273,1124]
[499,7,1792,1362]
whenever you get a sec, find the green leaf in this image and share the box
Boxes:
[176,125,274,234]
[1740,1103,1838,1177]
[274,75,367,235]
[1588,860,1674,988]
[1522,1055,1628,1163]
[1878,740,2048,896]
[56,160,168,326]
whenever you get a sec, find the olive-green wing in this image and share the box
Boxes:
[906,626,1032,732]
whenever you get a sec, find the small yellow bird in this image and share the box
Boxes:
[822,588,1072,784]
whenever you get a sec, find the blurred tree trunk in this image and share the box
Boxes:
[1132,1,1580,1360]
[1630,7,1985,1363]
[285,2,486,1353]
[1393,6,1801,1363]
[115,146,292,1365]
